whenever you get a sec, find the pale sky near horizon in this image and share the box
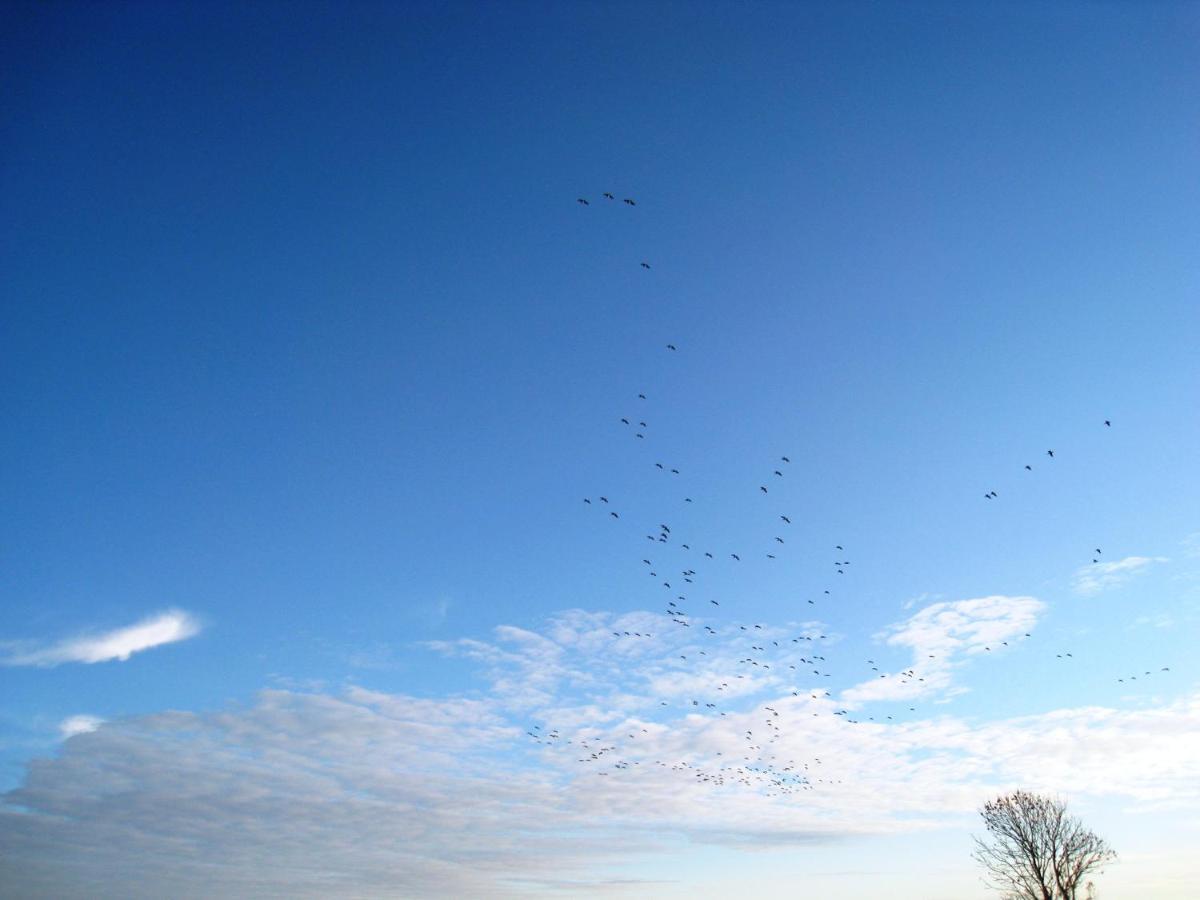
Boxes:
[2,2,1199,897]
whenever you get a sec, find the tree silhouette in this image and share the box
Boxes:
[972,790,1115,900]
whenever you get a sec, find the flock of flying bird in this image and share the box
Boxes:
[519,192,1170,798]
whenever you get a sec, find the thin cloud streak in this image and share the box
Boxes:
[1,609,201,668]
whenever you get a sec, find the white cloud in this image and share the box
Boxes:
[1,609,202,667]
[1073,556,1168,596]
[841,596,1044,705]
[58,716,103,739]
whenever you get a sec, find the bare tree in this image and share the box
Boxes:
[972,790,1115,900]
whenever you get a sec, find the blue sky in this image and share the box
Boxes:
[2,2,1198,897]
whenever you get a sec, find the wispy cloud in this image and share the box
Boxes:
[1181,532,1200,559]
[1132,613,1175,630]
[1073,556,1168,596]
[841,596,1044,705]
[1,609,201,667]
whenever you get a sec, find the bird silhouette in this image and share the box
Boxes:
[603,192,615,200]
[577,198,589,205]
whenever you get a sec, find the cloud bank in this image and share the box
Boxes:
[1,598,1196,898]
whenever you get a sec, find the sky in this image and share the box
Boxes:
[1,1,1199,897]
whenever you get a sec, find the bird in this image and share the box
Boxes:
[623,198,636,205]
[1025,465,1032,470]
[577,198,589,205]
[1105,419,1111,426]
[780,515,791,524]
[640,262,651,269]
[1047,449,1055,457]
[731,554,741,561]
[610,512,619,518]
[620,418,629,424]
[666,344,677,351]
[781,456,790,463]
[760,486,768,494]
[638,393,646,400]
[603,192,615,200]
[583,498,591,504]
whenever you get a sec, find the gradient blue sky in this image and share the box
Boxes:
[2,2,1199,897]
